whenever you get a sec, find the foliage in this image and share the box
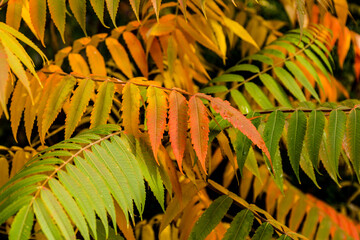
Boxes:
[0,0,360,239]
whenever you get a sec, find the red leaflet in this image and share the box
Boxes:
[189,96,209,173]
[146,86,168,162]
[197,93,272,169]
[169,91,188,173]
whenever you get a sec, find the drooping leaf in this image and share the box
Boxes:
[252,222,274,240]
[223,17,259,50]
[69,0,86,34]
[189,96,209,173]
[226,64,260,73]
[123,32,148,78]
[47,0,66,41]
[90,81,115,128]
[105,37,133,78]
[327,110,347,176]
[6,0,23,30]
[89,0,106,26]
[0,45,9,119]
[8,205,34,240]
[263,110,285,164]
[306,110,325,171]
[302,207,319,239]
[168,91,188,173]
[347,108,360,181]
[223,209,254,240]
[105,0,120,26]
[287,110,307,182]
[274,67,306,102]
[189,195,233,240]
[121,83,141,137]
[146,86,168,161]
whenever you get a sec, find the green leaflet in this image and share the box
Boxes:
[69,0,87,34]
[306,110,325,171]
[277,235,293,240]
[40,189,76,240]
[106,0,120,26]
[328,110,347,177]
[96,219,124,240]
[89,0,107,26]
[252,222,274,240]
[296,55,323,90]
[189,195,233,240]
[212,74,244,83]
[49,178,90,240]
[225,64,260,73]
[271,41,296,54]
[90,81,115,128]
[244,82,274,109]
[260,48,286,59]
[259,74,292,108]
[287,110,307,182]
[347,108,360,181]
[223,209,254,240]
[230,89,252,114]
[315,217,332,240]
[8,205,34,240]
[285,61,320,102]
[310,44,333,74]
[248,54,273,65]
[304,49,330,81]
[200,85,228,94]
[300,148,320,188]
[0,196,32,225]
[209,115,231,143]
[274,67,306,102]
[263,110,285,162]
[33,198,62,240]
[232,112,261,176]
[47,0,66,42]
[302,207,319,239]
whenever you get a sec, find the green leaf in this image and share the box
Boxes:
[9,205,34,240]
[40,188,76,240]
[0,196,32,225]
[189,195,233,240]
[302,207,319,239]
[285,61,320,102]
[212,74,244,83]
[200,85,228,94]
[260,48,286,59]
[277,235,293,240]
[310,44,333,74]
[263,110,285,162]
[248,54,273,65]
[259,74,292,108]
[223,209,254,240]
[328,110,347,176]
[287,110,307,182]
[90,81,115,128]
[272,41,296,54]
[89,0,107,26]
[226,64,260,73]
[48,178,90,240]
[106,0,120,26]
[47,0,66,41]
[33,198,63,240]
[304,49,330,81]
[347,108,360,181]
[230,89,252,114]
[300,148,320,188]
[244,82,274,109]
[306,110,325,171]
[252,222,274,240]
[315,217,332,240]
[296,55,323,90]
[274,67,306,102]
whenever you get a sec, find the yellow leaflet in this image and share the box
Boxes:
[6,0,23,30]
[86,45,107,76]
[29,0,47,45]
[123,32,148,78]
[10,150,31,178]
[47,0,66,42]
[121,83,141,137]
[21,0,38,39]
[68,53,90,76]
[209,20,227,63]
[10,80,27,142]
[54,46,72,66]
[69,0,87,34]
[65,79,95,139]
[105,37,133,79]
[105,0,120,27]
[223,17,259,50]
[90,81,115,128]
[0,45,9,119]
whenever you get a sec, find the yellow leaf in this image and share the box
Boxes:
[68,53,90,76]
[6,0,23,30]
[123,31,148,78]
[223,17,259,50]
[149,22,175,36]
[105,37,133,78]
[21,0,38,40]
[209,20,226,63]
[86,45,107,76]
[0,45,10,119]
[29,0,47,45]
[10,149,31,178]
[121,82,141,137]
[90,81,115,128]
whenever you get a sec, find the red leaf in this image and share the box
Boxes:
[169,91,188,173]
[189,95,209,173]
[146,86,168,162]
[197,93,272,168]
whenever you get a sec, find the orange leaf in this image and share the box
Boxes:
[198,93,272,168]
[115,203,135,240]
[146,86,168,161]
[0,45,9,119]
[149,37,164,72]
[121,82,141,137]
[123,31,148,78]
[68,53,90,76]
[105,37,133,79]
[6,0,23,30]
[86,45,107,76]
[189,95,209,173]
[337,27,351,69]
[169,91,188,173]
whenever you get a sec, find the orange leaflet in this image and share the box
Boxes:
[198,93,272,169]
[29,0,46,45]
[337,27,351,69]
[123,31,148,78]
[68,53,90,76]
[105,37,133,79]
[149,37,164,72]
[189,95,209,173]
[0,45,9,118]
[121,83,141,137]
[146,86,168,161]
[168,91,188,173]
[86,45,107,76]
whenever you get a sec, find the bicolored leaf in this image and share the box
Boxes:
[200,94,272,165]
[0,45,9,119]
[105,37,133,78]
[47,0,66,41]
[287,110,307,182]
[252,222,274,240]
[189,96,209,173]
[347,108,360,181]
[306,110,325,171]
[105,0,120,26]
[189,195,233,240]
[121,83,141,137]
[168,91,188,173]
[223,209,254,240]
[123,32,148,78]
[42,76,76,142]
[65,79,95,139]
[328,110,346,176]
[69,0,86,34]
[90,81,115,128]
